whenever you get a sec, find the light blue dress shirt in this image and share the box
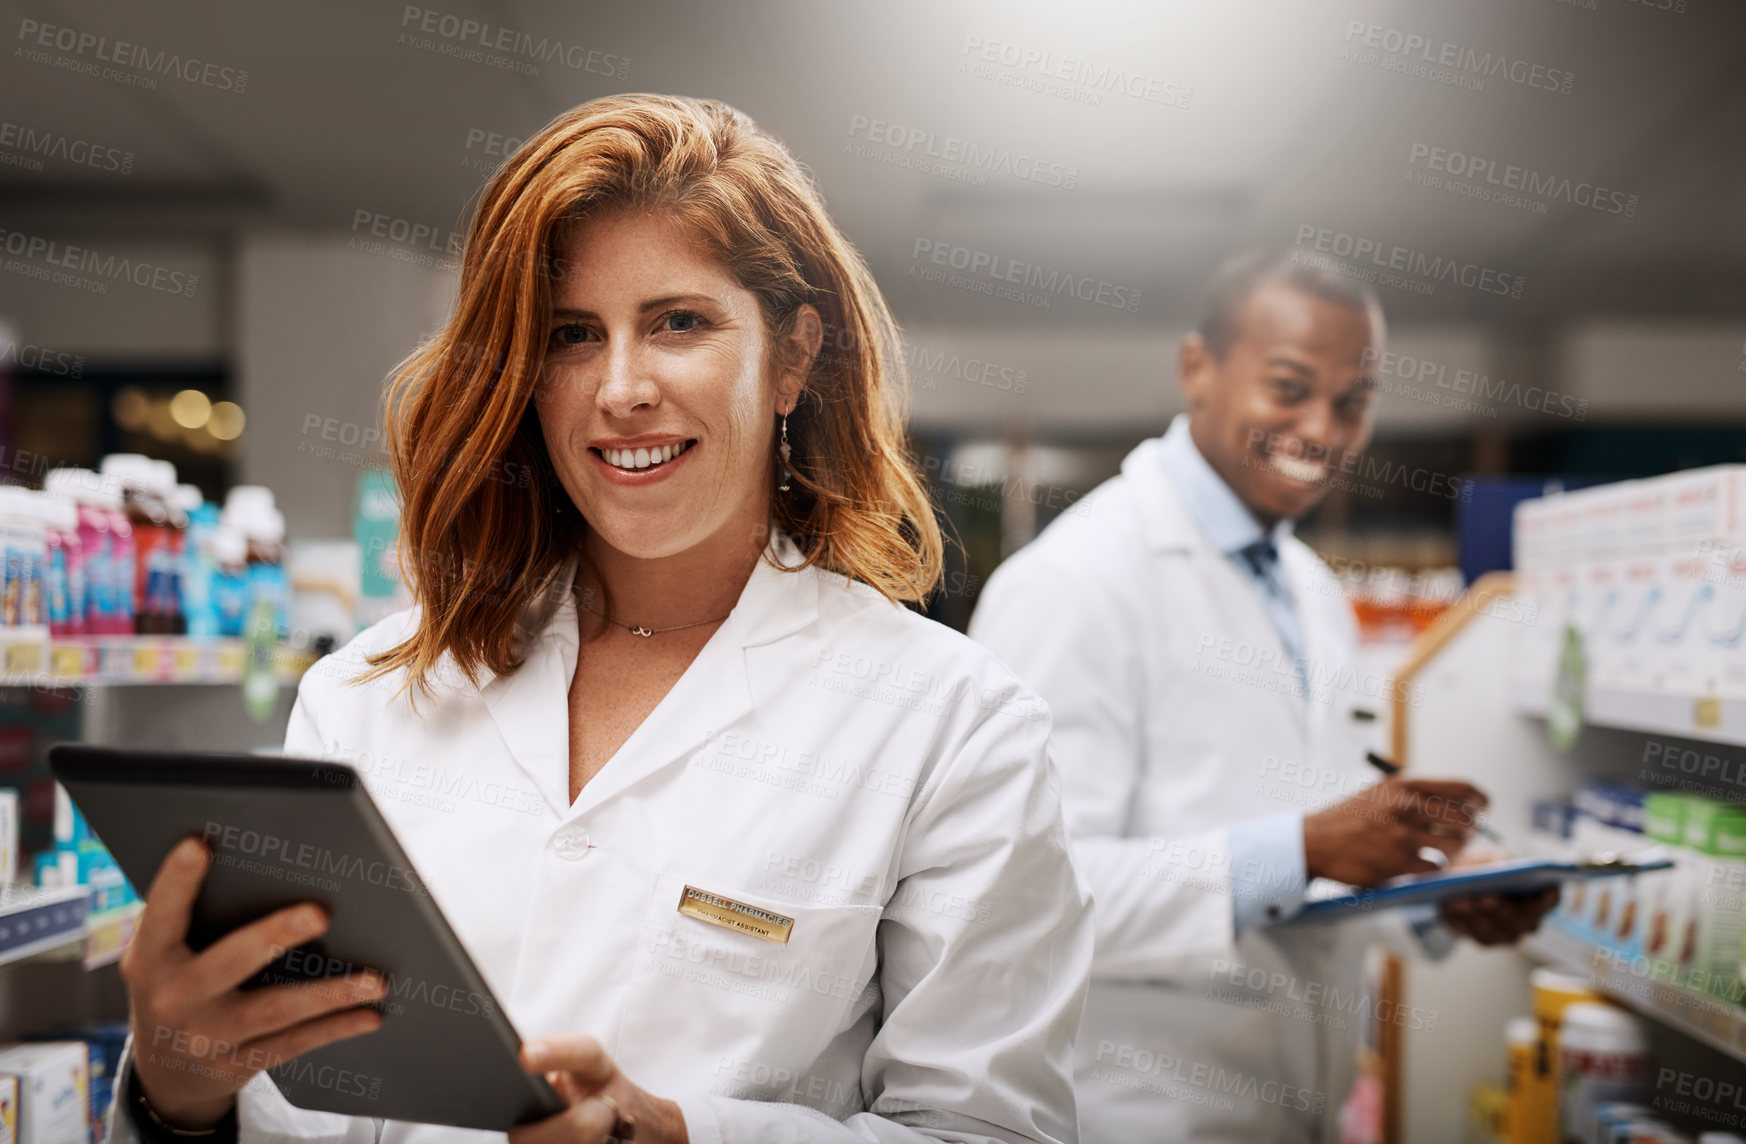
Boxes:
[1155,414,1308,695]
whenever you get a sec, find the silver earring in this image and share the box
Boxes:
[778,411,792,492]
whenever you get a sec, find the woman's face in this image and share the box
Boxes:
[533,208,815,562]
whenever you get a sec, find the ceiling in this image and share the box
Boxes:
[2,0,1743,327]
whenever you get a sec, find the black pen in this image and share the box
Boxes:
[1366,751,1504,845]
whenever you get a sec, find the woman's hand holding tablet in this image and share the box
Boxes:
[122,837,388,1132]
[510,1036,689,1144]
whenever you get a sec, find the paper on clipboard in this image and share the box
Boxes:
[1284,853,1675,924]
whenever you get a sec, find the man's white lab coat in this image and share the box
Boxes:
[972,438,1423,1144]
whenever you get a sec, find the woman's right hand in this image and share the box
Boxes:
[120,837,389,1129]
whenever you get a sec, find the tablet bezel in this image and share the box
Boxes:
[49,743,569,1131]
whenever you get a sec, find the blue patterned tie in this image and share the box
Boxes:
[1239,538,1279,581]
[1237,537,1308,697]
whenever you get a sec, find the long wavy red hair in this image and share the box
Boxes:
[357,94,942,695]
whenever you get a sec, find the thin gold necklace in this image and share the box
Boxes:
[575,589,731,639]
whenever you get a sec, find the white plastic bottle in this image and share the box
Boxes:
[1557,1002,1649,1144]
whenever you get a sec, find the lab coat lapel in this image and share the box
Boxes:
[1124,442,1309,735]
[565,534,822,818]
[477,554,584,817]
[1279,541,1341,745]
[478,536,821,819]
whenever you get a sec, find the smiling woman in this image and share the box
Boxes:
[364,94,944,695]
[105,94,1095,1144]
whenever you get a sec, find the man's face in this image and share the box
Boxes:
[1177,280,1382,525]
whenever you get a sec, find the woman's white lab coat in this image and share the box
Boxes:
[970,439,1425,1144]
[107,533,1095,1144]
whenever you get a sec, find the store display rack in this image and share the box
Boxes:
[0,634,315,687]
[1515,682,1746,750]
[0,884,93,967]
[1386,574,1746,1142]
[1525,927,1746,1065]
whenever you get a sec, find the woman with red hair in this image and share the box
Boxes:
[111,95,1094,1144]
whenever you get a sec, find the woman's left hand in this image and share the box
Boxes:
[510,1036,690,1144]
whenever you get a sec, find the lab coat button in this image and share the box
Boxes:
[550,827,591,861]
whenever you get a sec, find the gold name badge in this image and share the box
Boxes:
[677,885,794,945]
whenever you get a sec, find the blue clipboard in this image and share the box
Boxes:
[1286,855,1675,924]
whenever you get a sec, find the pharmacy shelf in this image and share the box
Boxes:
[0,892,143,971]
[1513,680,1746,749]
[0,637,315,687]
[0,885,91,968]
[1525,926,1746,1064]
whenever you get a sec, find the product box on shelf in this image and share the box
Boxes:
[0,1043,86,1144]
[1706,542,1746,702]
[1607,555,1663,695]
[1656,796,1743,995]
[1657,550,1716,699]
[1581,560,1622,683]
[1665,467,1746,558]
[1587,490,1629,568]
[1511,467,1746,718]
[34,787,134,912]
[23,1025,124,1144]
[1639,793,1687,971]
[1568,782,1646,953]
[1533,797,1584,938]
[1697,805,1746,1004]
[0,790,15,887]
[0,1075,16,1144]
[1621,480,1671,556]
[1656,793,1707,986]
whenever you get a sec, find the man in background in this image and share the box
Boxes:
[970,252,1557,1142]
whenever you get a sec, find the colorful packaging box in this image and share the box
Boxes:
[1699,805,1746,1004]
[0,1043,87,1144]
[1638,792,1687,972]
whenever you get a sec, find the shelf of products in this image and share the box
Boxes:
[0,884,91,968]
[0,896,144,973]
[1515,681,1746,750]
[1511,466,1746,752]
[0,636,315,688]
[1526,926,1746,1065]
[0,887,146,971]
[1390,536,1746,1144]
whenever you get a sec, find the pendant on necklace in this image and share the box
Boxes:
[629,625,655,638]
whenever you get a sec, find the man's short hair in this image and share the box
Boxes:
[1196,250,1382,359]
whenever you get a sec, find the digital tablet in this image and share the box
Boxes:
[48,744,567,1132]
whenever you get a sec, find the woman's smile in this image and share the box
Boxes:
[587,437,698,484]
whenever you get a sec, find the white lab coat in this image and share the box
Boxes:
[108,532,1095,1144]
[970,438,1421,1144]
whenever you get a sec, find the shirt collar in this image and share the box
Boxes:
[1156,413,1294,558]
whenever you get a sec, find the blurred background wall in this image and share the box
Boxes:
[3,0,1741,604]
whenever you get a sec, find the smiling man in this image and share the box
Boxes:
[969,251,1556,1143]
